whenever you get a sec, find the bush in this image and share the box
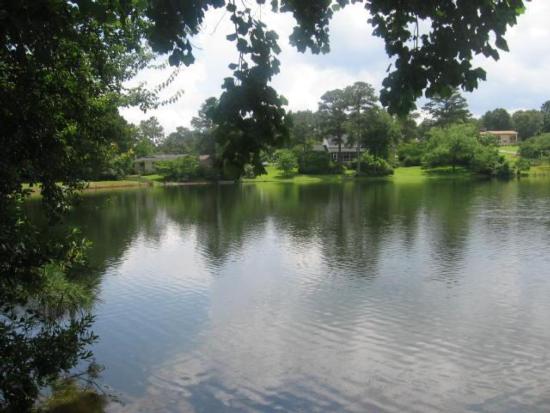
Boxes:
[156,156,200,181]
[298,151,340,174]
[221,160,242,180]
[519,133,550,160]
[274,149,298,176]
[514,157,531,175]
[397,142,426,166]
[109,151,134,179]
[470,146,512,177]
[242,163,256,178]
[357,152,394,176]
[422,124,478,169]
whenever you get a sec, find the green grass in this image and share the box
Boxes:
[242,165,357,184]
[128,174,165,183]
[500,145,519,153]
[499,145,519,162]
[243,165,473,184]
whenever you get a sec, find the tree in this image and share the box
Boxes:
[512,110,544,140]
[362,109,402,159]
[343,82,378,172]
[541,101,550,133]
[0,0,530,409]
[481,108,513,131]
[519,133,550,160]
[160,127,196,154]
[191,97,219,157]
[1,2,148,409]
[288,110,320,152]
[423,124,479,171]
[137,117,165,147]
[422,90,472,126]
[274,149,298,177]
[319,89,348,164]
[397,113,420,142]
[357,152,394,177]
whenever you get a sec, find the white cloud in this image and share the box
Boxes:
[121,1,550,131]
[467,0,550,116]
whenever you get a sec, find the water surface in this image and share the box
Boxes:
[69,180,550,412]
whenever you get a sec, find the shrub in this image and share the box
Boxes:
[358,152,394,176]
[221,160,242,180]
[298,151,339,174]
[422,124,478,169]
[519,133,550,160]
[470,146,512,177]
[274,149,298,176]
[156,156,200,181]
[243,163,256,178]
[478,133,500,147]
[397,142,426,166]
[109,151,134,179]
[514,157,531,175]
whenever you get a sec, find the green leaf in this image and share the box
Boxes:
[495,36,509,52]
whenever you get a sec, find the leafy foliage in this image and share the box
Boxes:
[423,124,479,170]
[519,133,550,160]
[160,127,196,154]
[155,156,201,181]
[0,0,529,408]
[512,110,544,140]
[298,151,337,175]
[318,89,348,163]
[481,108,514,131]
[541,100,550,133]
[361,108,402,159]
[274,149,298,176]
[423,123,514,177]
[422,90,472,127]
[287,110,320,151]
[343,82,378,154]
[398,142,427,166]
[356,153,394,177]
[470,146,513,177]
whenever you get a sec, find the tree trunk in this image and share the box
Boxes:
[338,141,342,164]
[356,145,361,175]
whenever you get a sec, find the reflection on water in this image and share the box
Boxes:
[66,180,550,412]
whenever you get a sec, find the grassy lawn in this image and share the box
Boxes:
[499,145,519,162]
[500,145,519,153]
[242,165,357,184]
[243,165,473,184]
[128,174,165,183]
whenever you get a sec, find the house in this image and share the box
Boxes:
[317,135,365,162]
[133,154,186,174]
[480,130,518,146]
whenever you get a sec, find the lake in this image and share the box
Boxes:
[67,179,550,412]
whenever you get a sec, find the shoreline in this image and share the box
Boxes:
[26,165,550,196]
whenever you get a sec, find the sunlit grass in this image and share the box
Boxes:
[242,165,357,184]
[243,165,473,184]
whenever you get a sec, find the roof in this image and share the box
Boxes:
[481,130,518,135]
[322,136,364,153]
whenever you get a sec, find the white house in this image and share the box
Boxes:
[480,130,519,146]
[317,135,366,162]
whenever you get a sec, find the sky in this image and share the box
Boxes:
[120,1,550,134]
